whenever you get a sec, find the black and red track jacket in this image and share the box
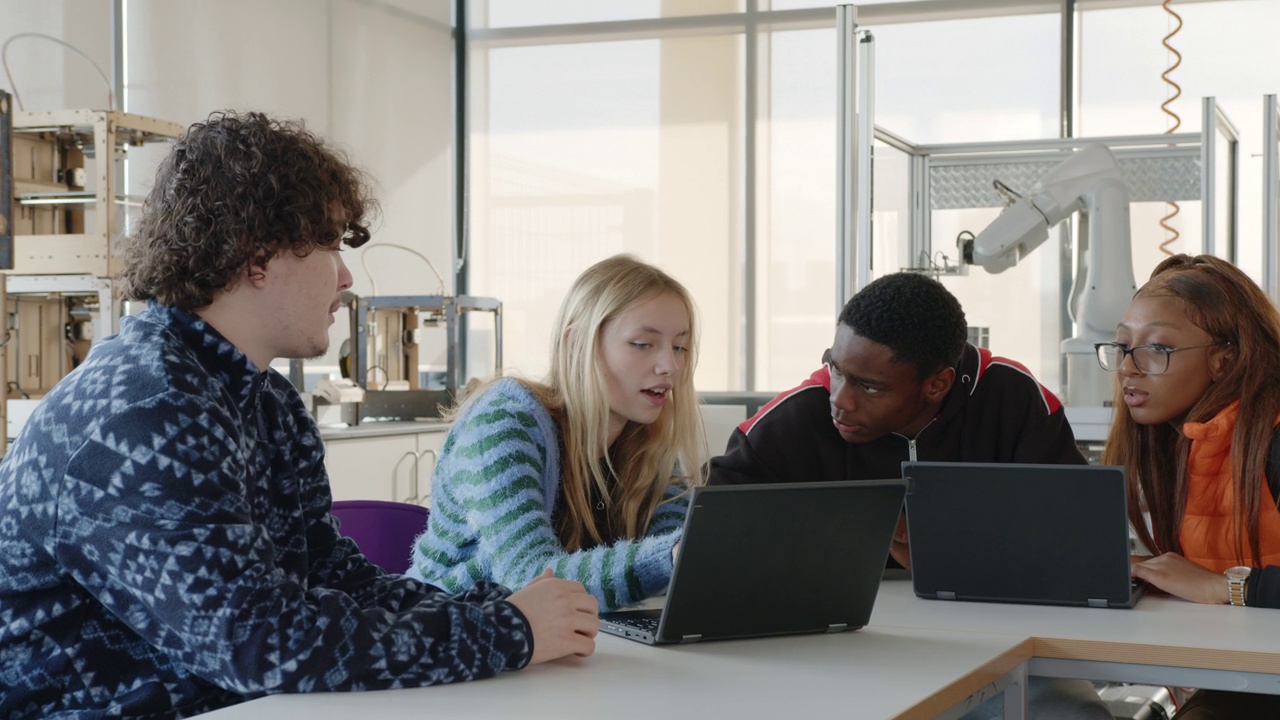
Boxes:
[709,344,1087,487]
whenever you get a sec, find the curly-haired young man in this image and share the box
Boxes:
[0,111,597,719]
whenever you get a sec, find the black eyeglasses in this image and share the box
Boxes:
[1094,341,1228,376]
[339,224,370,248]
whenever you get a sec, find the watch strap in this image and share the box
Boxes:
[1227,568,1250,607]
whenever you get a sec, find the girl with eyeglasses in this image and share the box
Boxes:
[1101,253,1280,717]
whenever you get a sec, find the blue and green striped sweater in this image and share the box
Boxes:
[409,379,688,610]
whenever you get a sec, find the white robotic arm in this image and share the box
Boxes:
[964,144,1125,272]
[960,143,1137,407]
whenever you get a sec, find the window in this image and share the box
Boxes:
[468,33,742,387]
[1079,0,1280,283]
[465,0,1279,396]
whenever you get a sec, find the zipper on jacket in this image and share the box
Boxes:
[896,417,938,463]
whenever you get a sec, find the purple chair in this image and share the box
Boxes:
[330,499,430,575]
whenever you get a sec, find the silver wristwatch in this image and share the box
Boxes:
[1225,566,1252,607]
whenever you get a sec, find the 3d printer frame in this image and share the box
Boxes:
[344,294,503,422]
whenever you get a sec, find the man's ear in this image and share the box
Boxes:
[243,250,270,288]
[244,266,268,288]
[922,366,955,403]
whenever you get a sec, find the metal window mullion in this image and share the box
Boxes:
[835,5,857,314]
[1201,97,1216,257]
[743,0,758,392]
[913,131,1201,156]
[1226,133,1238,264]
[1213,100,1241,264]
[113,0,126,111]
[855,29,874,289]
[1060,0,1075,394]
[454,0,469,292]
[1059,0,1074,139]
[1265,95,1279,302]
[470,8,830,47]
[453,0,470,381]
[469,0,1228,48]
[911,152,926,270]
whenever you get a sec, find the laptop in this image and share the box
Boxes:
[902,462,1144,609]
[599,479,906,645]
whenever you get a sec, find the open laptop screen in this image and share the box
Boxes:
[902,462,1139,609]
[602,479,906,643]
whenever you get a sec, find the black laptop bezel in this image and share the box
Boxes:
[600,478,907,644]
[902,461,1142,609]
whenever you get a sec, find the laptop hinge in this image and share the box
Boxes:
[826,623,849,633]
[680,634,702,644]
[936,591,957,600]
[1086,598,1109,608]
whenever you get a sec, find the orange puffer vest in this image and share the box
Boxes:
[1178,400,1280,572]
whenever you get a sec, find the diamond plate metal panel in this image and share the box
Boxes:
[930,155,1202,210]
[1119,156,1202,203]
[931,162,1056,210]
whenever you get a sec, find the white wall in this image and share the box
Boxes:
[125,0,331,128]
[1,0,458,376]
[0,1,114,112]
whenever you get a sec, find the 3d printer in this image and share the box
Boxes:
[0,93,185,446]
[297,293,503,424]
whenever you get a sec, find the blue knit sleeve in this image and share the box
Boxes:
[414,385,680,611]
[646,481,691,536]
[53,391,533,696]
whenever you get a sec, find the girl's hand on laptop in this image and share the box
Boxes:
[1130,552,1228,604]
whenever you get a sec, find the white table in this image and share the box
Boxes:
[874,578,1280,695]
[198,624,1031,719]
[198,578,1280,719]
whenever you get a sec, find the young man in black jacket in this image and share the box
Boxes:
[710,271,1086,559]
[708,271,1107,720]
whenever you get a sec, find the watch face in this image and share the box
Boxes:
[1226,566,1252,581]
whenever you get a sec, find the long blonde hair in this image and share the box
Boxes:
[453,254,706,551]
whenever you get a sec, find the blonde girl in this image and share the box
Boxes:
[409,255,705,610]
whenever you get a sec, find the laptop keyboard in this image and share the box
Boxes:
[609,615,661,633]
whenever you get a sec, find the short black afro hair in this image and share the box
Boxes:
[838,272,967,379]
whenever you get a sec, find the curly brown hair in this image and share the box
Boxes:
[117,110,376,310]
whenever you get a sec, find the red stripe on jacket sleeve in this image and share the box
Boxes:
[739,366,831,436]
[975,348,1063,415]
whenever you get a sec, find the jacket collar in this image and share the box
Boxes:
[934,343,980,426]
[1183,400,1240,471]
[135,303,265,412]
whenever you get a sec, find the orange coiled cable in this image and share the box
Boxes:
[1158,0,1183,256]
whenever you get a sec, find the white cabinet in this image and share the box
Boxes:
[414,431,446,502]
[699,404,747,462]
[321,405,747,504]
[322,426,449,505]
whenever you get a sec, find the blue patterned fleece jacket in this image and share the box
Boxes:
[0,305,533,719]
[409,378,689,611]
